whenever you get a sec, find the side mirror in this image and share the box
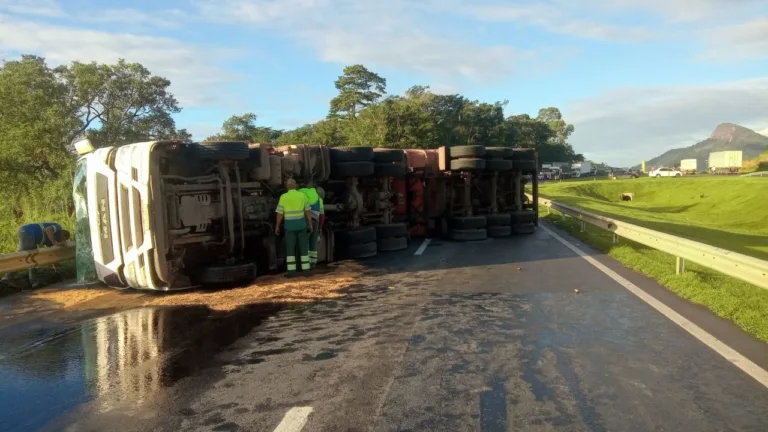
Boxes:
[74,139,95,155]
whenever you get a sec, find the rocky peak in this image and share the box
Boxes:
[710,123,752,141]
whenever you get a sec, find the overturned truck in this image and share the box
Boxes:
[74,140,537,290]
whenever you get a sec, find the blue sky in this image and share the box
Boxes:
[1,0,767,165]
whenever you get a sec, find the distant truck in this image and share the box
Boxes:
[680,159,697,175]
[571,161,593,178]
[708,151,742,174]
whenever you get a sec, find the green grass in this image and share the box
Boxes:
[538,177,768,260]
[540,206,768,343]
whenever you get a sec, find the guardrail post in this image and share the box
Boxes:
[676,257,685,275]
[580,220,585,233]
[612,234,619,244]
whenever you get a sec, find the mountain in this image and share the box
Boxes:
[643,123,768,170]
[758,127,768,137]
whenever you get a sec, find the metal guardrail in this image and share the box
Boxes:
[741,172,768,177]
[0,242,77,273]
[535,196,768,291]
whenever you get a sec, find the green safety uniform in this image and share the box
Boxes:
[299,187,321,267]
[276,190,311,274]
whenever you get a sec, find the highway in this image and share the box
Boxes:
[1,223,767,431]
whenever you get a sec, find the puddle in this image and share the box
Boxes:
[0,303,282,432]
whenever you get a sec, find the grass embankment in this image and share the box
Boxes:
[537,177,768,342]
[539,177,768,260]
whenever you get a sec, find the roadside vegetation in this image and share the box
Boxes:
[540,205,768,343]
[1,57,581,254]
[538,177,768,260]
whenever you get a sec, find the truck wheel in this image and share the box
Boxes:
[373,223,408,238]
[450,145,485,158]
[195,263,256,284]
[198,141,250,160]
[450,228,487,241]
[346,241,378,259]
[377,236,408,252]
[373,148,405,163]
[335,226,377,245]
[374,163,407,177]
[511,148,536,160]
[330,147,375,162]
[485,159,514,172]
[331,161,375,178]
[512,223,535,235]
[486,213,512,227]
[451,215,487,229]
[450,158,486,171]
[510,211,536,224]
[488,225,512,238]
[513,159,536,173]
[485,147,514,159]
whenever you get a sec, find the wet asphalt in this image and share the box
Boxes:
[1,224,767,432]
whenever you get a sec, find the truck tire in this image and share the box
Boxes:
[374,163,407,177]
[450,145,485,158]
[335,226,377,245]
[450,158,486,171]
[373,223,408,238]
[373,148,405,163]
[511,148,536,160]
[513,159,536,173]
[485,159,514,172]
[488,225,512,238]
[346,241,378,259]
[486,213,512,227]
[198,141,250,160]
[510,211,536,224]
[331,161,375,178]
[485,147,514,159]
[378,236,408,252]
[330,146,375,162]
[451,215,487,229]
[512,223,535,235]
[450,228,487,241]
[195,263,256,284]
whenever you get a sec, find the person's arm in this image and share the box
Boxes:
[45,226,61,246]
[275,197,285,235]
[304,201,313,232]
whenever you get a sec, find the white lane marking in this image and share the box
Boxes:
[540,224,768,389]
[273,407,313,432]
[414,238,431,256]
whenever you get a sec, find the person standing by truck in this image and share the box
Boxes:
[275,179,313,277]
[1,223,70,288]
[299,182,322,269]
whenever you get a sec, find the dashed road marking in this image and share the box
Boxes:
[273,407,313,432]
[414,238,431,256]
[541,224,768,389]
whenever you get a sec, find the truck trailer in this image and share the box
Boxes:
[570,161,593,177]
[73,140,538,290]
[680,159,697,175]
[708,151,742,174]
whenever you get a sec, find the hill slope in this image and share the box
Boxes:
[645,123,768,169]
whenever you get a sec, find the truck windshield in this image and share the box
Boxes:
[73,157,97,283]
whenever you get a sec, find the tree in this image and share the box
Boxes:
[207,113,283,143]
[536,107,574,146]
[60,59,183,147]
[328,65,387,120]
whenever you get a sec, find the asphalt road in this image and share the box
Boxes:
[2,223,767,431]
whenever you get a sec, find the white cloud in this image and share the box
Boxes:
[564,77,768,165]
[0,17,241,108]
[196,0,535,81]
[83,8,188,29]
[0,0,63,17]
[698,18,768,61]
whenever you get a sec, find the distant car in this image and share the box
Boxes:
[649,167,682,177]
[609,169,640,179]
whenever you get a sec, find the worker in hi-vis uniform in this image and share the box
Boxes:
[275,178,313,277]
[299,183,322,268]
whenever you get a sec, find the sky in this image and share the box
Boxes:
[0,0,767,166]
